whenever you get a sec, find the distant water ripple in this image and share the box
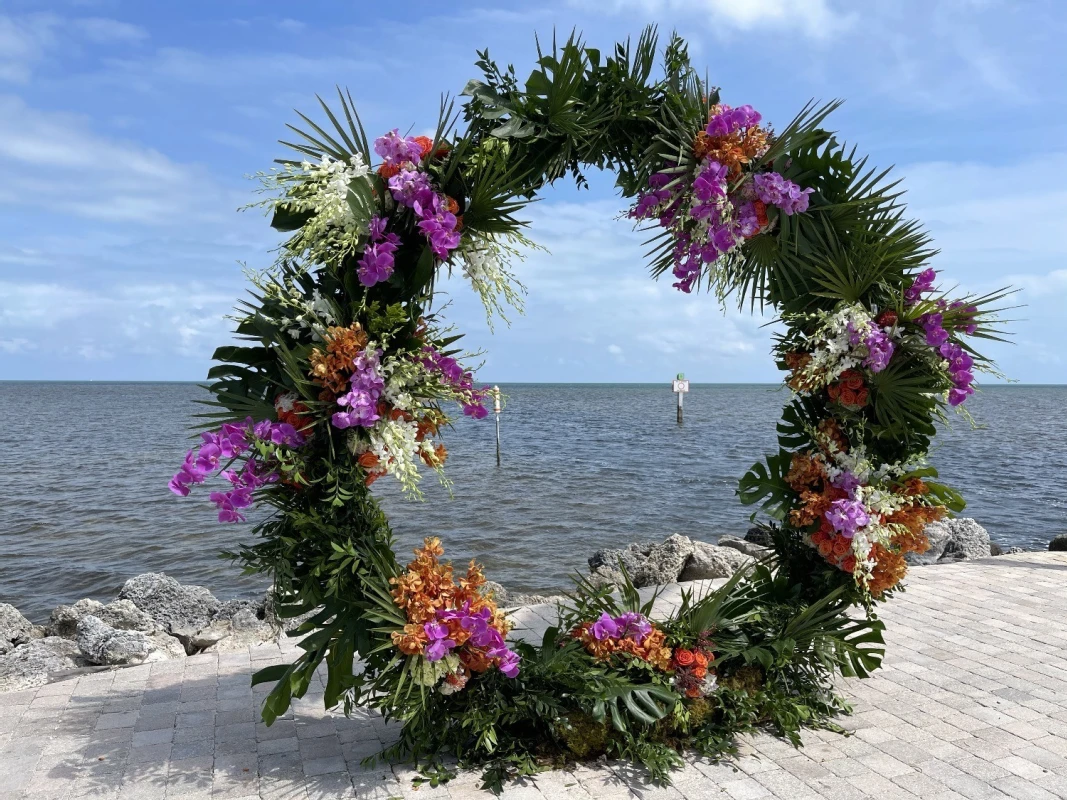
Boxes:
[1,382,1064,622]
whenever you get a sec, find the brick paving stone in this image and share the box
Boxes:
[2,552,1067,798]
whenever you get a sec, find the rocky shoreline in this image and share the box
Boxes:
[1,518,1057,693]
[0,573,278,693]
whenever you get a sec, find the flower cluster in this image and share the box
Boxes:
[390,538,519,692]
[168,418,305,523]
[274,393,313,433]
[332,349,384,429]
[309,324,370,401]
[420,345,489,419]
[630,103,814,293]
[826,369,869,409]
[671,634,716,699]
[571,612,672,671]
[786,443,945,594]
[295,153,371,230]
[304,321,482,493]
[904,268,980,406]
[753,172,813,216]
[784,304,897,398]
[358,216,401,287]
[374,131,462,261]
[918,309,977,406]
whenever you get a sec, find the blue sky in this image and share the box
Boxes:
[0,0,1064,383]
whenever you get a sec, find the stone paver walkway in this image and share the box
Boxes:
[2,552,1066,799]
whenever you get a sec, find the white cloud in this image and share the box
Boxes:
[0,12,146,83]
[0,13,57,82]
[0,279,237,361]
[275,18,306,34]
[98,47,378,92]
[902,154,1067,267]
[433,197,778,382]
[583,0,854,40]
[72,17,148,44]
[0,337,33,354]
[0,95,243,224]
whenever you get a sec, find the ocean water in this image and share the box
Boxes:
[1,382,1065,622]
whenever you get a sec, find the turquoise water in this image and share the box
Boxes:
[1,382,1064,621]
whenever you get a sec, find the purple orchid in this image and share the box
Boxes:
[825,498,870,540]
[830,471,863,497]
[753,172,813,216]
[591,612,620,641]
[905,268,937,305]
[864,328,895,373]
[374,129,423,166]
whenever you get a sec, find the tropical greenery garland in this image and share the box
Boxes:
[169,28,1009,792]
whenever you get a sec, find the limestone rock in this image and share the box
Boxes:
[0,603,40,656]
[586,565,625,590]
[635,535,696,586]
[481,581,509,605]
[679,542,754,582]
[76,615,162,666]
[588,542,655,577]
[1006,546,1025,555]
[716,535,772,560]
[1050,534,1067,552]
[906,520,954,566]
[149,632,188,659]
[989,542,1003,556]
[509,592,565,607]
[587,536,695,588]
[210,599,277,651]
[48,598,157,639]
[118,573,220,633]
[744,525,774,548]
[171,620,232,655]
[0,637,84,692]
[938,518,992,562]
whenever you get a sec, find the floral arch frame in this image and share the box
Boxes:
[172,29,1007,790]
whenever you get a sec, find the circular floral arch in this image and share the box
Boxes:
[171,29,1005,788]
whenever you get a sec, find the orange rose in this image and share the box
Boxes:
[673,649,695,668]
[840,388,858,406]
[844,375,864,392]
[827,384,841,401]
[754,200,769,228]
[413,135,434,159]
[685,686,702,699]
[818,540,834,558]
[855,388,869,407]
[693,666,708,679]
[875,310,898,328]
[445,196,460,215]
[841,555,857,573]
[833,537,851,557]
[358,452,380,470]
[693,651,709,668]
